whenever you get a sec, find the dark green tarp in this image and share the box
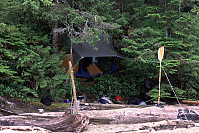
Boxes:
[72,35,122,65]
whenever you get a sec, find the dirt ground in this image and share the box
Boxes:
[80,104,199,133]
[84,124,199,133]
[1,101,199,133]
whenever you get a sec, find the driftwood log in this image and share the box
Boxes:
[0,126,51,133]
[0,96,7,104]
[0,96,18,116]
[181,100,199,105]
[0,113,89,133]
[0,96,90,132]
[36,114,90,132]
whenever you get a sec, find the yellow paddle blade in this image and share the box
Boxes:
[158,46,164,61]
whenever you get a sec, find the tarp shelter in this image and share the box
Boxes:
[63,34,122,77]
[72,34,122,65]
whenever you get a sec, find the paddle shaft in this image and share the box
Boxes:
[158,62,162,105]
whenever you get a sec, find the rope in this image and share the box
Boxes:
[137,58,189,121]
[146,96,158,103]
[128,55,199,65]
[161,63,188,121]
[74,57,82,68]
[161,64,182,108]
[127,56,197,122]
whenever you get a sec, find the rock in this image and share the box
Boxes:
[177,109,199,121]
[149,128,156,133]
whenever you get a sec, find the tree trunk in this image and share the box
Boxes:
[69,40,73,62]
[179,0,182,18]
[52,0,59,53]
[164,0,168,37]
[177,66,183,89]
[64,39,73,86]
[52,22,58,52]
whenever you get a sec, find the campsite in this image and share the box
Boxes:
[1,96,199,132]
[1,0,199,133]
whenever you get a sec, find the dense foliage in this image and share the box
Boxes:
[0,0,199,102]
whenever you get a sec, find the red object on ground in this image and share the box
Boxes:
[116,96,123,101]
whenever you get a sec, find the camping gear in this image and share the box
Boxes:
[127,98,142,105]
[112,96,123,104]
[40,97,52,106]
[111,62,116,72]
[73,34,123,77]
[72,34,123,65]
[99,97,113,104]
[77,95,86,105]
[77,95,85,101]
[75,61,103,77]
[157,46,164,106]
[99,98,109,104]
[87,63,103,77]
[64,99,70,103]
[116,96,123,101]
[139,101,147,106]
[38,109,44,114]
[62,35,123,78]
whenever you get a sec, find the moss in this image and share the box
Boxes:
[11,98,70,113]
[29,98,70,110]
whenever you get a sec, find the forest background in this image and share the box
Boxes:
[0,0,199,103]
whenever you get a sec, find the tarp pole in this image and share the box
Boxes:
[69,61,78,114]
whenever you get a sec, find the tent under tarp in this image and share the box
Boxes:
[62,34,122,78]
[62,55,103,78]
[72,34,122,65]
[75,63,103,77]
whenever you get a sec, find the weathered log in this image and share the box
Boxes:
[0,96,6,104]
[0,126,52,133]
[0,96,18,116]
[0,113,89,133]
[181,100,199,105]
[0,108,18,116]
[38,114,89,133]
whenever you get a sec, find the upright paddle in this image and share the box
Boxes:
[158,46,164,106]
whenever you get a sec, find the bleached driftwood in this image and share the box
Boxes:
[38,114,89,133]
[0,113,89,133]
[0,126,51,133]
